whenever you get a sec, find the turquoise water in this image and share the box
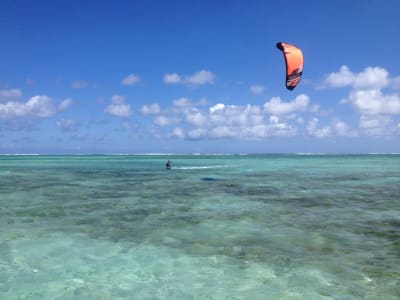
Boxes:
[1,154,399,299]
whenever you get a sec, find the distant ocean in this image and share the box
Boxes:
[1,154,399,299]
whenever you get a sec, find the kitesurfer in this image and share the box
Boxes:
[166,160,171,169]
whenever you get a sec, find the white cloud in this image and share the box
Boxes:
[249,84,265,95]
[359,115,394,136]
[185,111,207,127]
[146,94,389,140]
[163,70,215,86]
[150,97,304,140]
[187,128,207,139]
[154,115,177,126]
[353,67,389,90]
[172,127,185,139]
[121,74,141,86]
[56,118,79,132]
[348,89,400,115]
[332,120,358,137]
[209,126,236,139]
[307,118,331,138]
[187,70,215,85]
[264,94,310,115]
[321,65,389,90]
[242,124,269,139]
[111,95,125,104]
[173,97,193,107]
[322,65,355,88]
[208,104,263,128]
[391,77,400,90]
[104,95,132,117]
[26,96,58,117]
[267,116,297,137]
[0,89,72,119]
[0,95,66,118]
[210,103,225,113]
[0,89,22,102]
[198,97,210,106]
[72,80,88,89]
[59,98,73,111]
[141,103,161,115]
[307,118,357,138]
[322,66,400,118]
[163,73,182,84]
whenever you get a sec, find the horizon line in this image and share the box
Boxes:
[1,152,399,156]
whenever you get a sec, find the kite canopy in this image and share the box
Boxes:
[276,42,304,91]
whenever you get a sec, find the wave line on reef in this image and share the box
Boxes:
[174,165,236,170]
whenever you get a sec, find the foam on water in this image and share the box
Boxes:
[174,165,235,170]
[0,154,399,299]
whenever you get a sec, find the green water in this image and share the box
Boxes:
[0,154,399,299]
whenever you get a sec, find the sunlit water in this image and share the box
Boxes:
[1,154,399,299]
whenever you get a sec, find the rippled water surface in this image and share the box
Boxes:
[1,154,399,299]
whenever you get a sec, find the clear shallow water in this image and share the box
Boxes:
[0,154,399,299]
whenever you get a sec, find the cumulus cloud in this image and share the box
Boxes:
[307,118,357,138]
[154,115,177,126]
[187,70,215,85]
[353,67,389,90]
[24,96,59,117]
[147,97,304,140]
[359,115,394,136]
[185,111,207,127]
[307,118,331,138]
[391,77,400,90]
[321,65,355,88]
[210,103,225,114]
[163,70,215,86]
[333,120,358,137]
[187,127,207,140]
[264,94,310,115]
[321,66,390,90]
[173,97,193,107]
[347,89,400,115]
[141,103,161,115]
[0,89,22,102]
[121,74,141,86]
[172,127,185,139]
[143,89,399,140]
[0,90,72,118]
[59,98,73,111]
[163,73,182,84]
[266,116,297,137]
[56,118,80,132]
[321,66,400,118]
[104,95,132,117]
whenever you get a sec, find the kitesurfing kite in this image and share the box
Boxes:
[276,42,304,91]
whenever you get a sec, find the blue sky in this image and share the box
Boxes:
[1,0,400,154]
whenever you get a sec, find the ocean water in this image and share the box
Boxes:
[0,154,399,299]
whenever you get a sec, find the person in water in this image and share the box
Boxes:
[166,160,171,169]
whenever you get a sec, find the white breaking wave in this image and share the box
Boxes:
[174,165,235,170]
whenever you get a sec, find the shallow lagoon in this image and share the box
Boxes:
[1,154,399,299]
